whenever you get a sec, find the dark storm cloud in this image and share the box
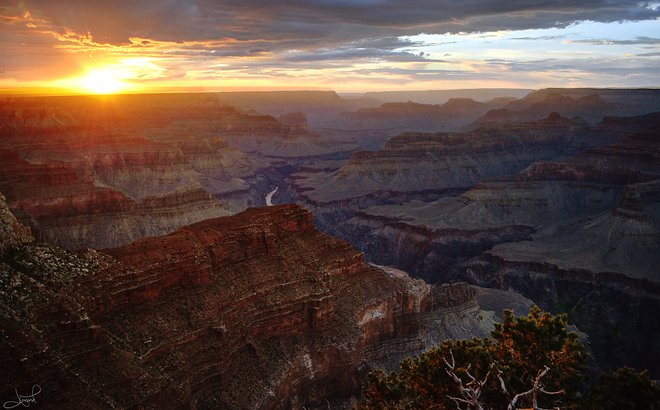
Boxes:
[12,0,660,49]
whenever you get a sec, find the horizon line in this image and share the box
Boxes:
[2,85,660,99]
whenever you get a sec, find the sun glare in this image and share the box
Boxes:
[78,69,127,94]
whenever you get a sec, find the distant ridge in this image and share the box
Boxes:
[359,88,532,104]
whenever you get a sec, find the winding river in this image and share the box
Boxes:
[265,187,279,206]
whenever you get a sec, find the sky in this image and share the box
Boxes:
[0,0,659,93]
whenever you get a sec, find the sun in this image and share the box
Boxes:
[55,59,165,95]
[77,69,128,94]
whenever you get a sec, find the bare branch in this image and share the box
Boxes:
[505,365,565,410]
[464,364,477,383]
[497,369,509,396]
[508,387,534,410]
[447,395,471,405]
[443,349,456,370]
[443,352,490,410]
[539,387,564,395]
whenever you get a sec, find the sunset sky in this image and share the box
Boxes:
[1,0,659,94]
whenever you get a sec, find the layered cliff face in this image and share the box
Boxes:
[463,130,660,374]
[293,113,593,205]
[336,125,660,375]
[0,94,357,250]
[1,201,529,409]
[0,140,230,250]
[283,114,631,285]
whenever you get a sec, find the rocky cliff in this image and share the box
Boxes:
[292,113,594,205]
[335,125,660,376]
[0,94,357,249]
[0,200,526,409]
[0,141,230,250]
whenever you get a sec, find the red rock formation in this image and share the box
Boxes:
[1,203,492,409]
[0,93,363,249]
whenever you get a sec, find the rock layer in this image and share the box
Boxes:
[293,113,593,204]
[338,124,660,375]
[0,94,356,249]
[0,202,526,409]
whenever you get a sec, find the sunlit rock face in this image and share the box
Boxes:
[0,94,357,250]
[0,202,528,409]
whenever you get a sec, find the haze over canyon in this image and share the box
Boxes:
[1,87,659,408]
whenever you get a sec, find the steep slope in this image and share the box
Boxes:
[0,200,528,409]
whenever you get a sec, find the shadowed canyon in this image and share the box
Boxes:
[2,88,659,408]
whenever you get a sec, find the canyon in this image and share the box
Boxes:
[1,88,659,407]
[0,93,356,249]
[300,115,660,375]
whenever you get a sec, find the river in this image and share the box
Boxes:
[265,187,279,206]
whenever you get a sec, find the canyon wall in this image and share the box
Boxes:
[328,125,660,375]
[0,94,356,249]
[1,200,526,409]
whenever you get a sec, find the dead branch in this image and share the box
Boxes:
[443,350,490,410]
[501,365,565,410]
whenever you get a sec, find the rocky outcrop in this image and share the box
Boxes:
[1,203,526,409]
[0,193,33,253]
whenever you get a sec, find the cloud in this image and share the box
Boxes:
[5,0,656,66]
[7,0,659,48]
[0,0,658,89]
[568,36,660,45]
